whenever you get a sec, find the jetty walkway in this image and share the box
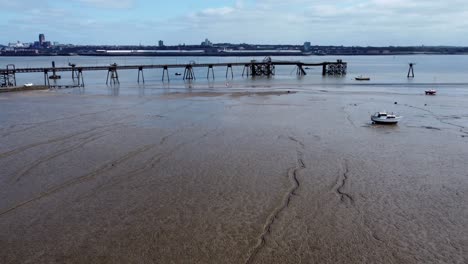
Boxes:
[0,57,347,87]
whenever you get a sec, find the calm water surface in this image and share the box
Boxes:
[2,55,468,96]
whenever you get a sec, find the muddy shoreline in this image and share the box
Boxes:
[0,88,467,263]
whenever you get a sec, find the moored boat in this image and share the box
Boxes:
[355,75,370,81]
[371,111,402,124]
[425,89,437,95]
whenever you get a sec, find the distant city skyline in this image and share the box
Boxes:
[1,0,467,46]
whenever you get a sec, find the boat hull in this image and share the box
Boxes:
[371,116,401,124]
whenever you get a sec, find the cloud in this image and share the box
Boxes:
[163,0,468,45]
[199,7,235,16]
[76,0,136,9]
[1,0,468,45]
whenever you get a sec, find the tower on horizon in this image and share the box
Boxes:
[39,34,45,45]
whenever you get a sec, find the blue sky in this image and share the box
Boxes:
[1,0,467,46]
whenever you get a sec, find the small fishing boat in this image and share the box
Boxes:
[175,73,182,76]
[371,111,402,124]
[355,76,370,81]
[23,83,33,87]
[425,89,437,95]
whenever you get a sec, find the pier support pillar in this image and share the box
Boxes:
[137,67,145,83]
[242,64,250,77]
[106,64,119,85]
[207,65,215,79]
[49,61,61,80]
[226,64,233,79]
[296,64,306,76]
[43,70,50,87]
[322,64,327,76]
[407,63,415,78]
[183,65,195,80]
[162,66,170,82]
[1,64,16,87]
[71,66,79,81]
[77,69,84,87]
[250,63,257,77]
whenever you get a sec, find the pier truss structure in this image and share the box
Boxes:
[0,58,347,87]
[0,64,16,87]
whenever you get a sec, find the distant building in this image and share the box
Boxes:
[8,41,26,48]
[304,42,311,51]
[39,34,45,45]
[201,38,213,46]
[158,40,164,47]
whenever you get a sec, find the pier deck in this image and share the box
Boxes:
[0,59,347,87]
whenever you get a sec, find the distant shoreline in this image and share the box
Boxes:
[1,52,468,57]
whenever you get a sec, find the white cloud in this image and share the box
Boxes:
[1,0,468,45]
[199,7,235,16]
[76,0,135,9]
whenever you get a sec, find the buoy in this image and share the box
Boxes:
[394,102,398,104]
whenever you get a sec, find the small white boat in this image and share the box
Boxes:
[23,83,33,87]
[425,89,437,95]
[371,111,402,124]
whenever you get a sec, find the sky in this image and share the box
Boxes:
[1,0,467,46]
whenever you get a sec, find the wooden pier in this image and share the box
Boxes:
[0,58,347,88]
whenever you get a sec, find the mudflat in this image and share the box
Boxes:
[0,88,467,263]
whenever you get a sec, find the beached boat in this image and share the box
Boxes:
[23,83,33,87]
[425,89,437,95]
[371,111,402,124]
[355,76,370,81]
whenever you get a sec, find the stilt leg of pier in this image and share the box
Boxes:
[114,70,119,84]
[266,63,275,76]
[137,67,145,83]
[207,65,214,79]
[77,69,84,87]
[226,64,233,79]
[184,65,195,80]
[69,63,78,82]
[2,64,17,87]
[107,67,119,85]
[250,64,257,77]
[44,70,50,87]
[162,66,169,82]
[407,63,415,78]
[296,64,306,76]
